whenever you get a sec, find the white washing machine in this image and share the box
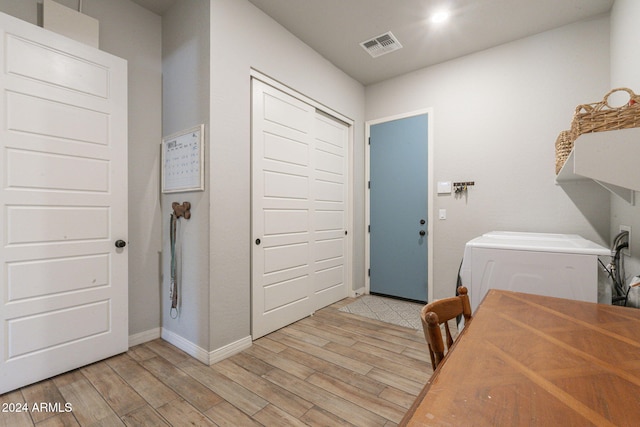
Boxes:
[460,231,610,313]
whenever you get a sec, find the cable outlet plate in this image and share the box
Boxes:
[620,225,631,256]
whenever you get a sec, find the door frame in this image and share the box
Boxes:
[249,69,354,336]
[365,109,434,303]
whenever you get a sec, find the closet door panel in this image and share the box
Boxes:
[251,79,349,338]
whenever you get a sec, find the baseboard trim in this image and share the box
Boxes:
[128,327,161,347]
[161,328,209,364]
[351,286,366,298]
[158,329,252,366]
[208,336,253,365]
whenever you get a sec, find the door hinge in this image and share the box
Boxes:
[368,137,370,145]
[368,224,370,233]
[368,181,370,189]
[368,268,371,277]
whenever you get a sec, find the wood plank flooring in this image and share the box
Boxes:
[0,298,432,427]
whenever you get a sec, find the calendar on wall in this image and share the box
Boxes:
[161,124,205,193]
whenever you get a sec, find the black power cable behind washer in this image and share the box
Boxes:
[603,230,630,306]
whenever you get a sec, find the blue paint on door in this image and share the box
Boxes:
[370,114,428,302]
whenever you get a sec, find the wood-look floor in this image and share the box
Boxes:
[0,298,432,427]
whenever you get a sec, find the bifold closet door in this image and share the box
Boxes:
[0,12,128,394]
[252,79,348,339]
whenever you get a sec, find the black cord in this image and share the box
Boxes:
[613,242,629,298]
[610,231,630,304]
[456,259,464,325]
[624,286,633,306]
[456,259,463,294]
[599,258,613,278]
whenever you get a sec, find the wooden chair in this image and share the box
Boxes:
[421,286,472,370]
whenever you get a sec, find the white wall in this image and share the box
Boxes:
[87,0,162,342]
[209,0,365,350]
[160,0,210,350]
[366,16,611,300]
[0,0,163,338]
[610,0,640,306]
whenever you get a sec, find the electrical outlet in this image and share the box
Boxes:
[620,225,631,256]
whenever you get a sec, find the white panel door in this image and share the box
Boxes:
[252,79,348,339]
[252,80,314,339]
[0,12,128,394]
[312,113,348,309]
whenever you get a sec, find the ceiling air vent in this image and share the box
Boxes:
[360,31,403,58]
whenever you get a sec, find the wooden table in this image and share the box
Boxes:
[401,289,640,426]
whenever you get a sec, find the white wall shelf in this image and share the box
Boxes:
[556,128,640,204]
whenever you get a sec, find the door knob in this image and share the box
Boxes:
[420,219,426,225]
[419,230,426,236]
[115,240,127,248]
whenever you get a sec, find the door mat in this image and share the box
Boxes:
[338,295,423,329]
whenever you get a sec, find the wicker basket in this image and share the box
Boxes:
[571,87,640,135]
[556,88,640,174]
[555,129,575,174]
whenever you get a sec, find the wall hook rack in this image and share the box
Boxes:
[452,181,475,188]
[172,201,191,219]
[453,181,475,195]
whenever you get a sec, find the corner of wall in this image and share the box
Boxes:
[208,336,253,365]
[161,0,211,350]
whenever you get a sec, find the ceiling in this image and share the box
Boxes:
[130,0,176,16]
[131,0,615,86]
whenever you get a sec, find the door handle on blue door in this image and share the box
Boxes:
[419,230,426,236]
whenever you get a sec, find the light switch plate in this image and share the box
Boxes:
[437,181,452,194]
[439,209,447,220]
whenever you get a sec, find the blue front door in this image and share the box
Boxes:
[370,114,428,302]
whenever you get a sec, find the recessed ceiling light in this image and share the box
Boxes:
[431,10,450,24]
